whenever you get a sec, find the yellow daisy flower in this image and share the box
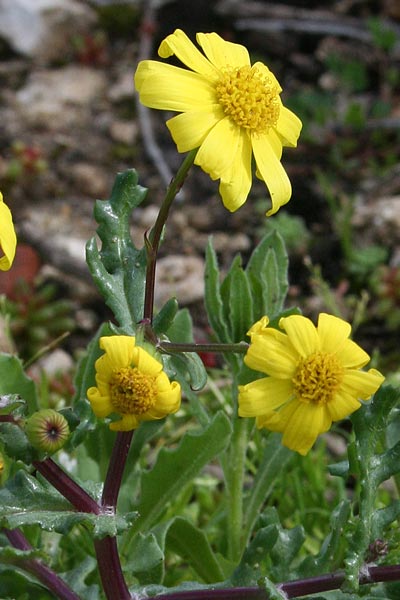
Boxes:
[134,29,302,215]
[0,192,17,271]
[87,336,181,431]
[238,313,385,455]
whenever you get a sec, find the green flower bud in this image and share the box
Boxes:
[25,409,70,454]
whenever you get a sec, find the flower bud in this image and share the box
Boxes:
[25,409,70,454]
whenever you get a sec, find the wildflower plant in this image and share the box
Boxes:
[0,28,400,600]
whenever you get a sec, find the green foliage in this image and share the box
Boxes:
[86,169,148,332]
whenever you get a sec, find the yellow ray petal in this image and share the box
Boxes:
[0,196,17,271]
[99,336,135,369]
[158,29,217,79]
[341,368,384,400]
[197,32,250,70]
[218,131,252,211]
[87,387,113,418]
[238,377,293,417]
[327,390,361,421]
[337,338,371,369]
[166,106,224,153]
[135,61,216,112]
[252,133,292,216]
[110,414,140,431]
[279,314,320,357]
[245,329,298,378]
[257,399,297,432]
[282,402,331,455]
[134,346,163,377]
[275,105,302,147]
[195,116,242,180]
[317,313,351,355]
[263,128,283,159]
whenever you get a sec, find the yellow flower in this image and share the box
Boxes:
[134,29,302,215]
[87,336,181,431]
[0,192,17,271]
[238,313,385,455]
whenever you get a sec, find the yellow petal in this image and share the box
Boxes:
[275,105,302,148]
[158,29,217,79]
[110,414,140,431]
[166,106,223,153]
[327,390,361,421]
[99,336,135,369]
[135,61,216,111]
[336,338,371,369]
[238,377,293,417]
[252,133,292,216]
[247,316,269,337]
[257,399,297,432]
[245,328,298,378]
[0,195,17,271]
[134,346,163,377]
[341,368,385,400]
[281,402,331,456]
[87,387,113,418]
[279,314,320,358]
[197,32,250,70]
[195,116,242,181]
[263,128,283,159]
[317,313,351,355]
[218,131,252,211]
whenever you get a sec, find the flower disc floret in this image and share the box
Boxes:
[238,313,385,455]
[0,192,17,271]
[87,335,181,431]
[134,29,302,215]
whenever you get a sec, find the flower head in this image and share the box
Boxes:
[25,409,70,454]
[87,336,181,431]
[0,192,17,271]
[134,29,302,215]
[238,313,384,455]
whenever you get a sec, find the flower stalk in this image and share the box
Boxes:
[143,148,197,321]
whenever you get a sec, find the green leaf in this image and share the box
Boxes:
[204,239,230,344]
[0,393,26,415]
[70,322,114,449]
[220,255,253,343]
[245,231,288,318]
[86,169,148,330]
[0,422,32,463]
[125,532,165,585]
[153,297,179,336]
[243,435,293,546]
[165,516,225,583]
[130,411,232,535]
[0,354,38,413]
[60,557,99,600]
[0,471,137,538]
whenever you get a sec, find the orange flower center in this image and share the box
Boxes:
[292,352,344,405]
[109,367,157,415]
[215,65,280,133]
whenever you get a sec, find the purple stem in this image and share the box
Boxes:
[152,564,400,600]
[102,430,134,508]
[94,535,131,600]
[33,457,101,514]
[4,528,80,600]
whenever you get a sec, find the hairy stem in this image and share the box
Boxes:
[158,341,249,354]
[102,430,134,508]
[94,536,131,600]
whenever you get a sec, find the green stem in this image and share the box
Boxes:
[225,383,249,561]
[143,149,197,321]
[159,341,249,354]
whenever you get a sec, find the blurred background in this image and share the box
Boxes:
[0,0,399,382]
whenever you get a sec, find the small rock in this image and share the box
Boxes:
[109,120,138,146]
[108,71,135,102]
[0,0,97,63]
[69,163,110,198]
[155,255,205,307]
[352,195,400,245]
[16,66,107,128]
